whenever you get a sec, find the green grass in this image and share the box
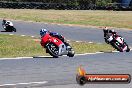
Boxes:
[0,34,113,58]
[0,9,132,29]
[71,42,113,54]
[0,34,46,58]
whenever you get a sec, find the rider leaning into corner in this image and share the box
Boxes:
[103,27,130,52]
[103,27,118,44]
[40,28,72,50]
[2,19,13,29]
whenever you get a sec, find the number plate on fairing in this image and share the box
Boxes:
[116,37,123,44]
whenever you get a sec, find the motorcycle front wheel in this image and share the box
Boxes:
[67,49,75,57]
[124,42,130,52]
[13,27,16,32]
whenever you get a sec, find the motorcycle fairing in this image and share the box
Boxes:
[115,36,124,44]
[107,35,113,42]
[58,43,68,56]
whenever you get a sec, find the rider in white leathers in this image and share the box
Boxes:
[2,19,13,28]
[2,19,16,32]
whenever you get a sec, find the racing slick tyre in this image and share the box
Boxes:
[67,51,75,57]
[67,48,75,57]
[126,48,130,52]
[124,42,130,52]
[13,27,16,32]
[47,43,59,58]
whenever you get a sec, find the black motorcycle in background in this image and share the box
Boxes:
[2,21,16,32]
[104,32,130,52]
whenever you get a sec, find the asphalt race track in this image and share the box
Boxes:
[0,20,132,88]
[0,20,132,45]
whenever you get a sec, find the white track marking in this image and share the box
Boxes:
[9,34,14,35]
[112,51,119,53]
[88,42,93,43]
[75,41,82,42]
[75,52,106,56]
[0,53,101,60]
[33,56,52,58]
[1,47,132,60]
[17,57,33,58]
[0,57,33,60]
[0,81,48,87]
[95,52,104,54]
[31,36,35,38]
[0,84,16,86]
[21,35,26,36]
[1,48,132,60]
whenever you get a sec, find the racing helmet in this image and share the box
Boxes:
[103,27,108,33]
[111,29,115,33]
[40,29,48,37]
[3,19,6,24]
[104,27,108,30]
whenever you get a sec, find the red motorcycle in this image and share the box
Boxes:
[41,33,75,58]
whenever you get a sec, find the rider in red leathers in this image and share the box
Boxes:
[40,29,71,49]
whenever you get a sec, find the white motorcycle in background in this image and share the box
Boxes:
[2,21,16,32]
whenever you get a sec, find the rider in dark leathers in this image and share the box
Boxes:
[2,19,7,29]
[103,27,117,44]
